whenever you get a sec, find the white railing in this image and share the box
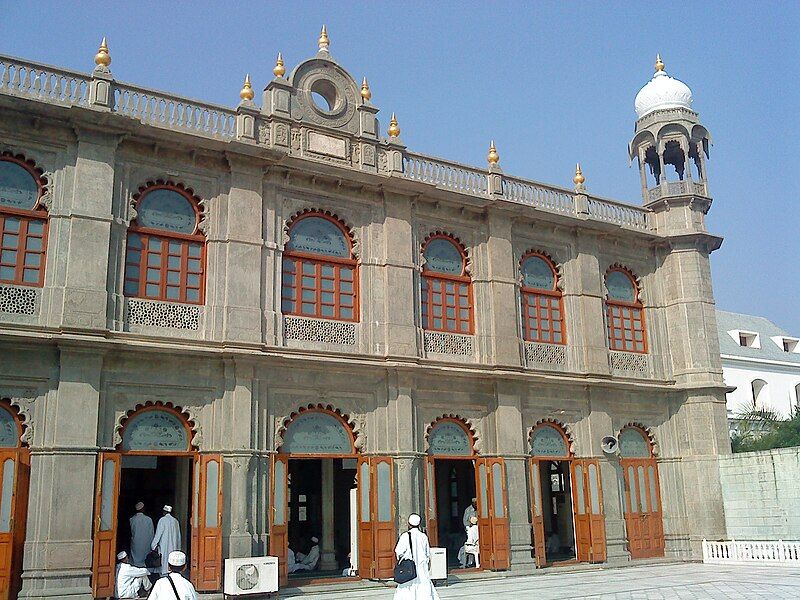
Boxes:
[503,176,574,213]
[0,56,90,107]
[113,82,236,139]
[587,196,649,230]
[702,539,800,565]
[403,153,488,195]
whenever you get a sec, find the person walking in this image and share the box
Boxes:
[393,514,440,600]
[129,502,154,568]
[146,551,198,600]
[151,505,181,576]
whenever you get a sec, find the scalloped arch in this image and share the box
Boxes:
[284,209,359,258]
[422,231,470,274]
[128,178,207,234]
[617,422,659,457]
[275,403,363,453]
[115,401,199,451]
[425,414,480,455]
[519,249,564,292]
[0,398,30,448]
[1,150,53,210]
[604,263,643,303]
[528,417,576,456]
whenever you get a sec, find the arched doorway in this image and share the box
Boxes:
[424,417,509,571]
[91,404,222,597]
[619,425,664,559]
[0,401,30,600]
[272,406,395,583]
[528,421,606,567]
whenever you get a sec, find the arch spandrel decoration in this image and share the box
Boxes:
[116,402,198,452]
[283,209,359,258]
[426,416,478,456]
[617,422,658,457]
[276,404,360,455]
[0,400,26,448]
[528,418,575,458]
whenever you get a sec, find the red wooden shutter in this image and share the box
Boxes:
[528,459,546,567]
[424,457,438,547]
[270,454,289,585]
[584,459,607,563]
[0,450,27,600]
[192,454,223,591]
[571,460,592,563]
[486,457,510,570]
[91,452,121,598]
[371,457,396,579]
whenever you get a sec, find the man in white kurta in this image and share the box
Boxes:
[291,537,320,572]
[463,516,480,568]
[151,505,181,575]
[147,551,198,600]
[129,502,154,567]
[115,551,152,599]
[393,514,440,600]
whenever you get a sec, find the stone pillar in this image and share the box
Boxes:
[20,347,103,600]
[320,460,337,570]
[388,372,422,530]
[59,128,118,331]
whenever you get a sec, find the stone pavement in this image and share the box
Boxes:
[280,562,800,599]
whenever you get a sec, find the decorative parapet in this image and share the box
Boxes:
[424,331,474,357]
[503,176,574,214]
[0,56,90,107]
[284,315,356,346]
[403,153,488,195]
[647,180,708,202]
[609,350,650,378]
[0,285,39,316]
[524,342,567,371]
[125,298,201,331]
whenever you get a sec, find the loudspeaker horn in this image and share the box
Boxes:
[601,435,619,455]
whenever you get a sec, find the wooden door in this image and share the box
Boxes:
[622,459,664,559]
[192,454,223,591]
[371,457,396,579]
[92,452,121,598]
[424,457,438,546]
[357,456,373,578]
[528,459,546,567]
[571,459,606,564]
[269,454,289,585]
[474,458,492,568]
[0,450,28,600]
[475,458,510,570]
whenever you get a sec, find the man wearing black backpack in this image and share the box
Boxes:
[393,514,440,600]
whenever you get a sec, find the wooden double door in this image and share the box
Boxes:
[529,458,606,566]
[425,457,510,570]
[270,455,396,584]
[91,452,224,598]
[621,458,664,559]
[0,449,30,600]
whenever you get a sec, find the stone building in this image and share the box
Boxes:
[0,31,730,599]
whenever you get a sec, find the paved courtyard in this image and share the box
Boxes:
[281,562,800,599]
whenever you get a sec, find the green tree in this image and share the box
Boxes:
[731,408,800,453]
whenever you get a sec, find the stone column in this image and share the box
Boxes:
[388,371,422,530]
[320,460,337,570]
[20,347,103,600]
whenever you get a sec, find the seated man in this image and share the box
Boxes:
[463,515,480,568]
[290,536,320,573]
[115,550,152,599]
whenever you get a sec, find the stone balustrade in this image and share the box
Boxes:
[0,55,90,107]
[403,152,488,195]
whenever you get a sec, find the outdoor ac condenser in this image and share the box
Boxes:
[223,556,279,596]
[430,547,447,581]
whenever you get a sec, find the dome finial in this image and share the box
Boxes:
[94,36,111,68]
[361,77,372,101]
[487,140,500,165]
[273,53,286,78]
[655,53,665,72]
[318,25,330,52]
[388,113,400,138]
[240,74,254,101]
[573,163,585,187]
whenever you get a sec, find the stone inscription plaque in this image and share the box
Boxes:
[307,131,347,159]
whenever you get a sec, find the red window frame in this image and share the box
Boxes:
[281,213,359,322]
[421,234,474,335]
[123,185,206,305]
[0,155,49,288]
[520,252,565,345]
[605,268,647,353]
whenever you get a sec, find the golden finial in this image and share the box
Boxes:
[361,77,372,102]
[655,54,665,72]
[388,113,400,138]
[318,25,330,51]
[240,74,254,101]
[94,37,111,68]
[573,163,585,186]
[487,141,499,165]
[273,53,286,78]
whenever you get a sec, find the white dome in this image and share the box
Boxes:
[634,69,693,119]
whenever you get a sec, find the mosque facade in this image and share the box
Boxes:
[0,30,728,599]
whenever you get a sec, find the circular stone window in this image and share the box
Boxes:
[309,78,340,114]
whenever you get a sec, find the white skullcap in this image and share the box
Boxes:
[469,515,478,525]
[408,513,421,527]
[311,536,319,543]
[117,550,127,560]
[135,502,144,511]
[163,505,172,513]
[168,551,187,567]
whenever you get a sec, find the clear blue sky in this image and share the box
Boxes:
[3,2,798,332]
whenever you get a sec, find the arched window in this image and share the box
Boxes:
[281,213,357,321]
[605,267,646,353]
[520,253,564,344]
[619,427,653,459]
[751,379,768,410]
[421,235,473,334]
[124,184,205,304]
[795,384,800,412]
[0,154,49,287]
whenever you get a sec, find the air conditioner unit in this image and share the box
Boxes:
[430,547,447,581]
[223,556,279,596]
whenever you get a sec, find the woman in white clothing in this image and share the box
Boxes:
[393,514,440,600]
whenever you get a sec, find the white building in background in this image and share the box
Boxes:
[717,310,800,420]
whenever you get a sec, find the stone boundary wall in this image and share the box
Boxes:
[719,446,800,540]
